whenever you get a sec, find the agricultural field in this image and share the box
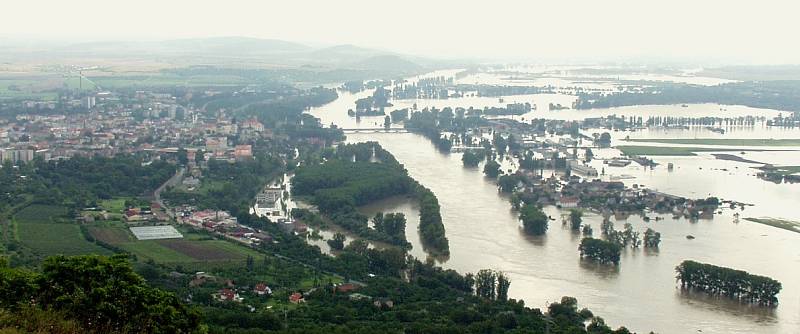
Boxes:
[0,78,58,100]
[87,225,132,244]
[14,205,67,224]
[14,205,109,256]
[19,223,110,256]
[157,239,259,261]
[89,224,262,267]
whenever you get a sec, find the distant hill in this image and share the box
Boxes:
[56,36,312,56]
[166,36,312,54]
[347,54,423,73]
[309,44,385,59]
[2,36,453,80]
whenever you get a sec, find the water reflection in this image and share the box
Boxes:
[677,288,778,325]
[578,259,621,279]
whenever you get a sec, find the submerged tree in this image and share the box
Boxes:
[569,209,583,231]
[483,160,502,178]
[520,204,548,235]
[676,260,781,306]
[643,228,661,248]
[582,224,593,236]
[462,149,484,167]
[579,237,622,264]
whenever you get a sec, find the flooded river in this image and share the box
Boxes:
[306,77,800,333]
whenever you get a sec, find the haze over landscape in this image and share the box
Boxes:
[4,0,800,63]
[0,1,799,334]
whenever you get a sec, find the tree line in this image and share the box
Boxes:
[676,260,782,306]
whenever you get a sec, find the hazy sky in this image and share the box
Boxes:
[4,0,800,64]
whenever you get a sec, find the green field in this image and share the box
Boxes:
[0,79,58,100]
[119,238,261,265]
[14,205,67,224]
[119,241,197,263]
[99,198,128,214]
[88,225,133,244]
[616,146,733,156]
[14,205,108,256]
[744,217,800,233]
[626,138,800,146]
[92,225,263,266]
[19,223,110,256]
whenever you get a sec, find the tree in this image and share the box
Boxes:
[582,224,593,236]
[483,160,502,178]
[520,204,548,235]
[177,148,189,165]
[328,233,346,251]
[498,174,519,193]
[496,272,511,301]
[384,115,391,130]
[597,132,612,147]
[195,149,205,165]
[643,228,661,248]
[461,150,483,167]
[0,255,201,333]
[475,269,496,299]
[492,133,507,155]
[676,260,782,305]
[246,255,254,271]
[579,238,621,264]
[569,209,582,231]
[622,223,641,248]
[585,148,594,162]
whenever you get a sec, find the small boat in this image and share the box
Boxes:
[686,235,695,240]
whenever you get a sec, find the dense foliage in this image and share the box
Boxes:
[519,204,548,235]
[569,210,583,231]
[416,186,449,255]
[579,238,622,265]
[483,160,502,178]
[0,155,175,212]
[461,149,484,167]
[294,142,447,253]
[0,255,201,333]
[643,228,661,248]
[676,260,782,306]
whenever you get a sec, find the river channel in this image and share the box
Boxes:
[306,74,800,334]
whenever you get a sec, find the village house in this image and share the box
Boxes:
[215,288,243,303]
[289,292,305,304]
[253,283,272,296]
